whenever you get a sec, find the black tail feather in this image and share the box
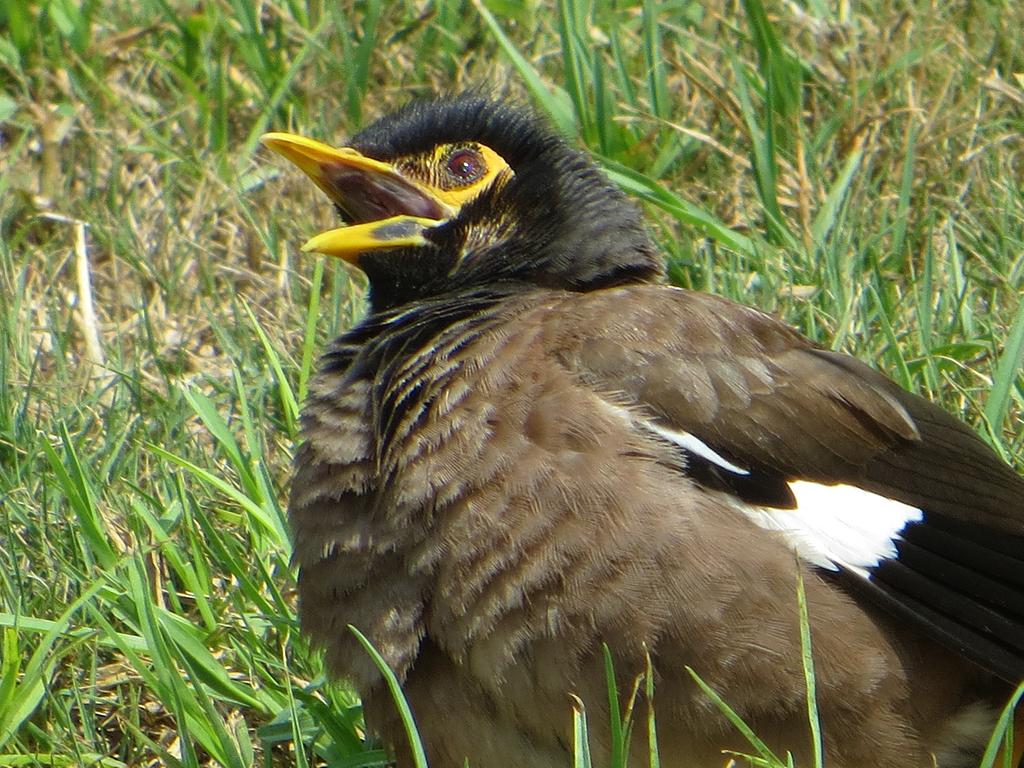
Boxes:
[844,513,1024,685]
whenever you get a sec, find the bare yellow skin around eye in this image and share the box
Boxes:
[399,144,513,211]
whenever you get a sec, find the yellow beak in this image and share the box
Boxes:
[260,132,449,262]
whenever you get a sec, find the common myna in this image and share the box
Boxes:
[262,94,1024,768]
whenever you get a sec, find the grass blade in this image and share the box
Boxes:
[796,571,823,768]
[644,651,660,768]
[983,296,1024,445]
[471,0,577,136]
[685,666,786,765]
[978,681,1024,768]
[572,694,593,768]
[349,626,428,768]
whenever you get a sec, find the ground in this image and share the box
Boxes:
[1,1,1022,766]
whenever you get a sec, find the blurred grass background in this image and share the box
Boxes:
[1,0,1023,766]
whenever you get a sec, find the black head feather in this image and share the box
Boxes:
[344,94,663,311]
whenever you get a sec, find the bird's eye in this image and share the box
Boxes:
[444,147,486,184]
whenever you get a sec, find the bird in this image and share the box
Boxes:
[261,93,1024,768]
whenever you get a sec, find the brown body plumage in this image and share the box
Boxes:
[264,95,1024,767]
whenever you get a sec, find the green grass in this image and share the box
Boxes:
[2,0,1023,766]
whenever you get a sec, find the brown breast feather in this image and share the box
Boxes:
[289,284,1019,768]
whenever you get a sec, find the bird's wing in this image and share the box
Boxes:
[553,284,1024,683]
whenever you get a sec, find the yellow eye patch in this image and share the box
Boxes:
[397,144,512,210]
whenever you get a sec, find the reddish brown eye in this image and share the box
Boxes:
[445,148,485,183]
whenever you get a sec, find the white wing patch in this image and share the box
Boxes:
[740,480,923,572]
[646,422,750,476]
[602,403,924,574]
[636,418,922,572]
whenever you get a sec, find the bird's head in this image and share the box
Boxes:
[262,94,662,311]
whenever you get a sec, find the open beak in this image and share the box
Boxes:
[260,132,450,262]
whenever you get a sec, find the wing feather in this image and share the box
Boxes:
[554,286,1024,682]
